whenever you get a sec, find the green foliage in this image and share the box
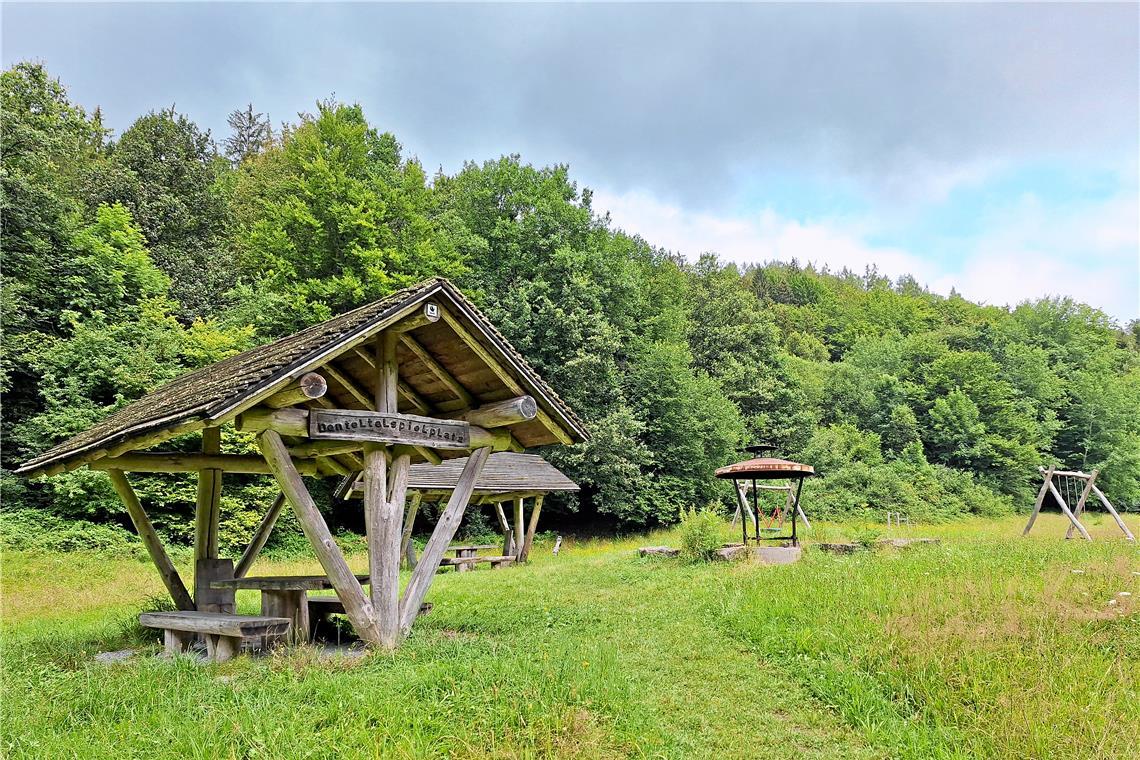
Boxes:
[677,507,725,562]
[3,61,1138,547]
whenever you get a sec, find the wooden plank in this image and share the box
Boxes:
[521,494,544,562]
[1023,465,1054,536]
[213,574,368,591]
[399,446,492,633]
[438,306,574,445]
[107,470,194,611]
[194,558,236,614]
[400,334,475,407]
[234,493,287,578]
[376,451,410,645]
[257,430,383,645]
[310,408,471,450]
[1046,480,1092,540]
[139,611,290,638]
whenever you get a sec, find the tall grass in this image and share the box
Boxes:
[1,514,1136,758]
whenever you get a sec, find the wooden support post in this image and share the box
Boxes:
[194,427,223,566]
[400,492,422,569]
[234,493,287,578]
[365,330,406,647]
[106,470,194,611]
[521,494,544,562]
[1024,466,1054,536]
[1046,479,1092,540]
[399,446,492,634]
[1091,484,1136,541]
[258,430,382,645]
[1066,469,1098,540]
[513,497,526,561]
[494,500,514,556]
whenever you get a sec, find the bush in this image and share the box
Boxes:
[0,507,143,555]
[678,507,723,562]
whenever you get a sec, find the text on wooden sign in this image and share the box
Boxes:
[309,409,470,449]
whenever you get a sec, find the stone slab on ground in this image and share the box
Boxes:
[714,545,803,564]
[639,546,681,557]
[877,538,941,549]
[751,546,802,565]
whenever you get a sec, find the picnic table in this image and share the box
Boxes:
[212,574,369,643]
[446,544,497,572]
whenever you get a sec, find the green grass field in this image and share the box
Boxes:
[2,514,1137,759]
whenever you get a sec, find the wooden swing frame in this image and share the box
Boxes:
[1023,465,1135,542]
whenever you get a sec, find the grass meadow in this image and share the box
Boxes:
[1,514,1137,759]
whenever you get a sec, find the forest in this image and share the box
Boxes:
[4,62,1139,554]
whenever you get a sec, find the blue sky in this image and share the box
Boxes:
[4,2,1137,321]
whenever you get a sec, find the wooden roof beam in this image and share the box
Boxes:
[89,452,320,476]
[399,334,475,408]
[437,307,573,445]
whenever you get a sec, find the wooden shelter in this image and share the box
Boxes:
[17,277,588,649]
[345,452,579,564]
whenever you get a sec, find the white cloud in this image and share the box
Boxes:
[593,188,1139,324]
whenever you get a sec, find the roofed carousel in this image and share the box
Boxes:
[17,277,588,658]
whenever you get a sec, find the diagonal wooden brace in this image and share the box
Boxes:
[399,446,492,634]
[258,430,383,645]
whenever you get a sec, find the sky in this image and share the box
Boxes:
[4,2,1138,322]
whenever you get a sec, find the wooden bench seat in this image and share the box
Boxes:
[438,555,516,570]
[140,611,290,662]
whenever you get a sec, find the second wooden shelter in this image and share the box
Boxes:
[345,452,579,564]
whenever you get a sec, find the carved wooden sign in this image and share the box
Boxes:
[309,409,470,449]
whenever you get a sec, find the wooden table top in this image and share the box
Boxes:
[449,544,497,553]
[212,574,370,591]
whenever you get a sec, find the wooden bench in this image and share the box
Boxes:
[438,555,516,571]
[140,611,290,662]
